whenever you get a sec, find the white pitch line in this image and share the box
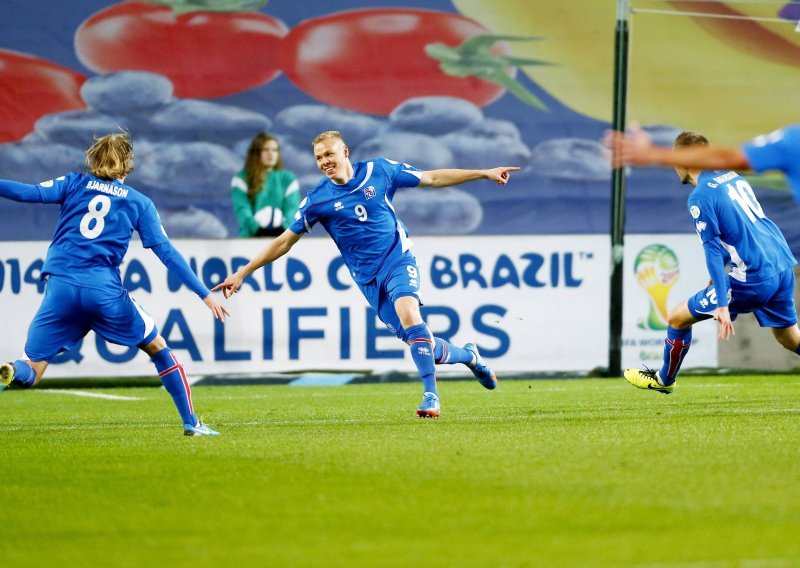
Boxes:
[37,389,144,401]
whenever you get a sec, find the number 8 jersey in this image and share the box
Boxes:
[688,170,796,284]
[289,158,423,285]
[37,172,169,286]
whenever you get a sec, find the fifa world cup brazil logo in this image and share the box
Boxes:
[634,244,679,330]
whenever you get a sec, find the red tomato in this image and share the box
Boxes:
[0,49,87,143]
[74,1,288,99]
[281,8,510,115]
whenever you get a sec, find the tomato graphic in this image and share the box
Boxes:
[281,8,519,115]
[0,49,87,143]
[74,1,288,99]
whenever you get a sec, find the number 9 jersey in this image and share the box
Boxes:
[37,172,169,286]
[289,158,423,285]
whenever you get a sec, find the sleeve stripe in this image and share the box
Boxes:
[231,176,248,193]
[349,161,374,193]
[285,179,300,197]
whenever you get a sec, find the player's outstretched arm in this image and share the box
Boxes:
[419,166,520,188]
[0,179,51,203]
[212,229,303,299]
[150,241,231,322]
[602,124,750,170]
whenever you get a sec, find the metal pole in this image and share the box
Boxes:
[608,0,630,377]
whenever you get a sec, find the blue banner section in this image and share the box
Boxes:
[2,1,799,254]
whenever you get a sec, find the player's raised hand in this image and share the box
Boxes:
[212,272,245,300]
[486,166,521,185]
[602,123,655,168]
[713,306,735,341]
[203,294,231,322]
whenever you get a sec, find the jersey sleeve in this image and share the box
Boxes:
[137,200,170,248]
[36,173,75,203]
[382,158,422,198]
[151,242,210,299]
[688,190,729,307]
[687,190,720,245]
[701,238,730,308]
[741,125,800,173]
[288,194,318,235]
[0,173,73,204]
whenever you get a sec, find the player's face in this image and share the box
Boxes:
[260,140,280,169]
[314,138,349,182]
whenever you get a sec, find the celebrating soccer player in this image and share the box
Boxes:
[213,130,519,417]
[623,131,800,394]
[0,132,230,436]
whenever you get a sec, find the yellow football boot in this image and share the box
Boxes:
[624,367,675,395]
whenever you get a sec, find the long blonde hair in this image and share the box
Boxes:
[244,132,284,201]
[86,132,135,180]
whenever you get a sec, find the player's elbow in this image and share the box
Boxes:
[276,231,299,254]
[419,172,438,187]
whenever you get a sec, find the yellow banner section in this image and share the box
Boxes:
[454,0,798,144]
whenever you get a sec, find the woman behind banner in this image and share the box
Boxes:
[232,132,300,238]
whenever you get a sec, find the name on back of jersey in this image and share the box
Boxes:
[86,179,129,198]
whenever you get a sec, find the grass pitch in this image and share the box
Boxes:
[1,375,799,567]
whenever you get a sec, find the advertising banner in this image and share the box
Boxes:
[0,235,614,377]
[623,234,717,371]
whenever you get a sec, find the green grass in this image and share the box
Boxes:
[2,376,800,567]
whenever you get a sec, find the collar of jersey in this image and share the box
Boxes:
[329,161,373,194]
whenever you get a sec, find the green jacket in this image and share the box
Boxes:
[231,169,300,237]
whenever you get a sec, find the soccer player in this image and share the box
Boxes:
[0,132,230,436]
[605,123,800,203]
[213,130,519,418]
[624,131,800,394]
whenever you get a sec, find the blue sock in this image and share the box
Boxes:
[659,327,692,385]
[151,348,198,427]
[405,323,438,396]
[11,360,37,388]
[433,338,473,365]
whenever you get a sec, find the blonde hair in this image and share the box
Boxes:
[312,130,346,146]
[86,132,135,180]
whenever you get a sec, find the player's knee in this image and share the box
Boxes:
[393,296,422,327]
[778,332,800,352]
[403,322,432,345]
[139,334,168,356]
[667,312,692,330]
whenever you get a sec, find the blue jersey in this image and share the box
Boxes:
[689,170,796,287]
[34,172,169,286]
[741,124,800,202]
[289,158,423,284]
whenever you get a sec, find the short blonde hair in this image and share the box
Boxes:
[86,132,135,180]
[312,130,346,146]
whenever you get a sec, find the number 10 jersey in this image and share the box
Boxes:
[688,170,796,285]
